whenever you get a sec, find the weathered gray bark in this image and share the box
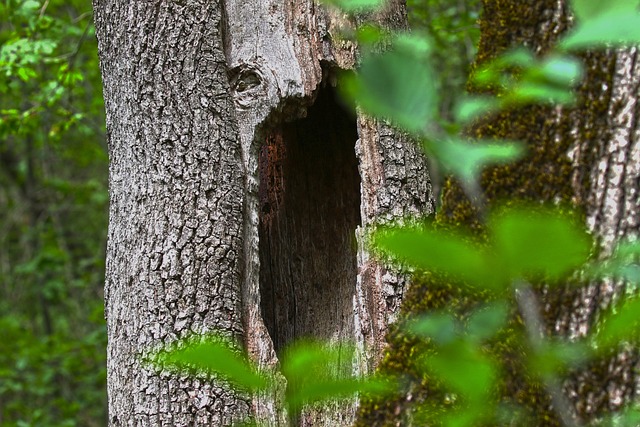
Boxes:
[93,0,433,425]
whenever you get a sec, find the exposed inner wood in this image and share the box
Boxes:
[258,86,361,355]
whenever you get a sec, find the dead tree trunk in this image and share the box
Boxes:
[92,0,433,424]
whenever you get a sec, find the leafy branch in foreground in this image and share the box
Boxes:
[149,1,640,426]
[149,335,394,425]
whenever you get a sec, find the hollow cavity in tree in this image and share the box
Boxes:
[257,85,361,355]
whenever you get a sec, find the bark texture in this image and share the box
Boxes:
[94,0,249,425]
[95,0,433,425]
[358,1,640,426]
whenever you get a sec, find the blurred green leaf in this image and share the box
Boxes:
[342,34,437,133]
[155,335,268,391]
[592,297,640,350]
[282,340,392,411]
[596,405,640,427]
[425,138,525,188]
[454,96,499,124]
[374,224,499,289]
[473,48,535,87]
[490,206,592,281]
[321,0,383,12]
[508,82,575,105]
[561,11,640,49]
[409,313,459,344]
[584,240,640,284]
[424,341,496,400]
[570,0,637,23]
[533,55,583,87]
[356,25,385,46]
[529,341,590,378]
[466,302,509,342]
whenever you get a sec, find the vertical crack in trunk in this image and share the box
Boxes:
[257,85,361,356]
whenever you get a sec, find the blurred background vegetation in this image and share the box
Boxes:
[0,0,479,424]
[0,0,107,425]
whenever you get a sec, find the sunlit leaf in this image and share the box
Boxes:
[342,34,436,133]
[154,335,268,391]
[374,224,499,289]
[490,206,592,281]
[20,0,40,11]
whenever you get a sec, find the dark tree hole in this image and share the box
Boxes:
[258,85,361,357]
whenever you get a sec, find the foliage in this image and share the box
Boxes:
[150,335,393,421]
[0,0,108,424]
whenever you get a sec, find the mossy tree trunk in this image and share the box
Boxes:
[92,0,433,425]
[358,1,640,426]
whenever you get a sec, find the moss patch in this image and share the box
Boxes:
[356,1,618,425]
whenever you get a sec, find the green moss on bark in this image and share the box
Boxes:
[356,1,619,425]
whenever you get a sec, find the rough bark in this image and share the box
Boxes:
[94,0,433,425]
[357,1,640,426]
[94,0,250,424]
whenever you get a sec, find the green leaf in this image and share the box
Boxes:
[425,138,525,188]
[570,0,637,23]
[342,34,436,133]
[282,340,392,411]
[356,25,384,46]
[473,48,534,87]
[154,335,268,391]
[507,82,575,105]
[584,240,640,282]
[374,224,499,289]
[424,342,496,400]
[534,55,583,87]
[613,240,640,258]
[466,302,509,342]
[408,313,459,344]
[490,206,592,281]
[321,0,383,12]
[597,405,640,427]
[454,96,499,124]
[20,0,40,11]
[561,11,640,49]
[529,341,590,378]
[592,297,640,350]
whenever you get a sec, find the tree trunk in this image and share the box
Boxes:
[92,0,434,424]
[357,1,640,426]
